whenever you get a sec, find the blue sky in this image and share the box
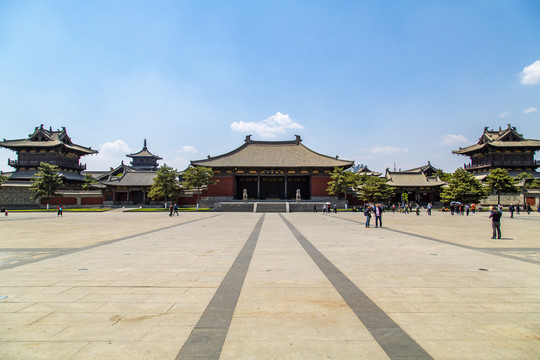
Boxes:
[1,0,539,174]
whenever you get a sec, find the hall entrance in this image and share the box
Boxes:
[235,175,310,200]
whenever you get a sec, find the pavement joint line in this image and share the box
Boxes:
[0,248,78,252]
[279,214,434,360]
[335,216,540,265]
[176,214,265,360]
[0,214,222,271]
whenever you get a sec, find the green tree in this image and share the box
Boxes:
[326,167,357,204]
[82,173,97,190]
[515,172,540,189]
[30,163,64,209]
[436,168,451,182]
[356,175,394,203]
[440,168,488,204]
[181,166,217,209]
[485,168,519,204]
[0,173,7,188]
[401,192,409,204]
[149,164,182,203]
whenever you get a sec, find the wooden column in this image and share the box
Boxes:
[257,175,261,199]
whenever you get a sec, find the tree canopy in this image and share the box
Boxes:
[326,167,357,203]
[30,163,64,206]
[436,168,451,182]
[82,173,97,191]
[0,173,7,188]
[181,166,217,207]
[485,168,519,204]
[440,168,488,204]
[149,164,182,202]
[515,172,540,189]
[356,174,394,203]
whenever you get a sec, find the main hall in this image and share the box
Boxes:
[191,135,354,201]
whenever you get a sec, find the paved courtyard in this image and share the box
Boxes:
[0,209,539,359]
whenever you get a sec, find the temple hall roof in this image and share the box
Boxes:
[453,124,540,155]
[191,135,354,169]
[385,170,446,188]
[0,125,97,155]
[100,167,158,187]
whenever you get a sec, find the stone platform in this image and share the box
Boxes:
[0,210,539,359]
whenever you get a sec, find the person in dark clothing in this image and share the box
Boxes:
[489,208,502,239]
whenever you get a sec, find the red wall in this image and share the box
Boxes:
[311,175,330,197]
[81,197,103,205]
[43,197,77,206]
[207,175,234,196]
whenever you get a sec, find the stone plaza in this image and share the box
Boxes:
[0,210,539,359]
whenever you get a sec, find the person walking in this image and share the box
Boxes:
[427,203,432,216]
[450,203,455,215]
[509,204,515,218]
[364,206,372,228]
[415,203,420,216]
[465,204,470,216]
[173,203,179,216]
[333,203,337,214]
[489,207,502,239]
[313,205,317,213]
[516,204,521,215]
[527,204,531,214]
[169,203,174,217]
[57,205,63,217]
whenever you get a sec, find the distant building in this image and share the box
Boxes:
[190,135,354,204]
[453,124,540,175]
[88,140,162,206]
[353,164,382,177]
[385,162,446,205]
[0,124,97,183]
[126,139,162,171]
[0,125,101,207]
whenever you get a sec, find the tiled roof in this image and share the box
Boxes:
[101,169,158,187]
[453,124,540,155]
[385,171,445,187]
[127,140,162,159]
[7,170,86,181]
[191,137,354,169]
[0,125,97,155]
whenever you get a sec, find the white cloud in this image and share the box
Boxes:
[369,146,409,155]
[523,107,538,114]
[498,111,511,118]
[169,157,190,171]
[520,60,540,85]
[440,134,469,146]
[180,145,198,153]
[85,140,131,170]
[230,112,304,139]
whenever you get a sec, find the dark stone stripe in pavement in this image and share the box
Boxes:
[176,214,265,360]
[0,248,77,252]
[0,214,222,271]
[337,216,540,265]
[280,214,434,360]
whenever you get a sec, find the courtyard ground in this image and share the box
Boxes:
[0,209,539,359]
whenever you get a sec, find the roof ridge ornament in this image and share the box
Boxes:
[295,134,302,143]
[244,135,252,143]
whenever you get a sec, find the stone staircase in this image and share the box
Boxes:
[255,202,287,213]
